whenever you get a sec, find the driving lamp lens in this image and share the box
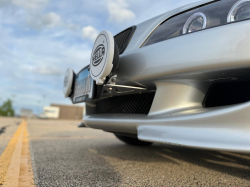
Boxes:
[183,12,207,34]
[64,71,69,87]
[228,0,250,22]
[63,68,74,98]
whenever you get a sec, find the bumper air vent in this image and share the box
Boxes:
[203,82,250,107]
[114,26,136,54]
[96,92,155,114]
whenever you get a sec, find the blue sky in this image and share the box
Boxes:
[0,0,199,115]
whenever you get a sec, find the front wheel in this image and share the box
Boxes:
[114,134,152,146]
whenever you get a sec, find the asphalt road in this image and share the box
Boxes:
[0,117,250,186]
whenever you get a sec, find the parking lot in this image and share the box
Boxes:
[0,117,250,186]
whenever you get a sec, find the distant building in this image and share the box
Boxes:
[50,104,84,120]
[41,106,60,119]
[20,109,33,118]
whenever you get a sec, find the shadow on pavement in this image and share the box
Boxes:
[95,143,250,181]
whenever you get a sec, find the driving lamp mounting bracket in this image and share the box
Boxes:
[102,75,150,97]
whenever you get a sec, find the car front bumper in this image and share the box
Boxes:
[83,20,250,152]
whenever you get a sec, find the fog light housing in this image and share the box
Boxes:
[63,68,74,98]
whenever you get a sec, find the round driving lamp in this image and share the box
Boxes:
[228,0,250,22]
[63,68,74,98]
[183,12,207,34]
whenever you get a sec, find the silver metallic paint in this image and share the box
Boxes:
[148,82,204,116]
[138,101,250,152]
[117,20,250,85]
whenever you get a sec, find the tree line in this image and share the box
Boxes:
[0,99,15,116]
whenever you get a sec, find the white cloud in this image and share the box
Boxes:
[0,0,9,7]
[12,0,48,9]
[27,12,62,29]
[0,0,62,30]
[42,12,61,27]
[25,66,63,76]
[66,23,80,31]
[107,0,135,23]
[82,25,99,41]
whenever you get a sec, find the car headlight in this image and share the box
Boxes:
[63,68,74,98]
[227,0,250,22]
[142,0,250,47]
[183,12,207,34]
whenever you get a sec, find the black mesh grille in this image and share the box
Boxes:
[96,93,155,114]
[114,26,136,54]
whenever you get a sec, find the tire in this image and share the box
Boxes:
[114,134,152,146]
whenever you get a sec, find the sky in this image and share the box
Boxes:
[0,0,200,115]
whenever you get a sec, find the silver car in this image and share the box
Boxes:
[64,0,250,152]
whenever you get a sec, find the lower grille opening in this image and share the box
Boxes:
[96,92,155,114]
[203,82,250,107]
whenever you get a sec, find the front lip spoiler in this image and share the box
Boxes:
[83,101,250,152]
[78,122,87,128]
